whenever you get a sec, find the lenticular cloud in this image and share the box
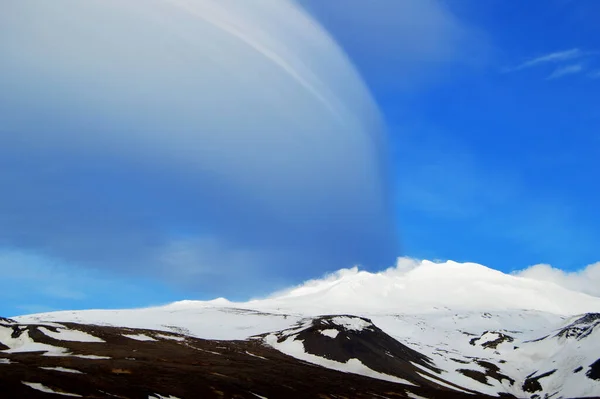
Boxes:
[0,0,395,293]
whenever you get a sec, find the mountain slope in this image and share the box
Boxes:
[13,260,600,398]
[0,317,493,399]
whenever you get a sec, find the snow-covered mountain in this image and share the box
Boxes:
[10,260,600,398]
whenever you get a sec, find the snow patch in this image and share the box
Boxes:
[319,329,339,338]
[330,316,371,331]
[245,351,268,360]
[0,326,68,355]
[197,348,221,356]
[73,354,110,360]
[123,333,157,342]
[40,366,84,374]
[39,327,104,343]
[22,382,82,397]
[416,372,472,394]
[155,334,185,341]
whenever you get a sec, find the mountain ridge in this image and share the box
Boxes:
[9,259,600,398]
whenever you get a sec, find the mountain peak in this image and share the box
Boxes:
[259,259,600,315]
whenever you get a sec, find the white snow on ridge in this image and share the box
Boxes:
[330,316,371,331]
[39,327,104,343]
[123,333,157,342]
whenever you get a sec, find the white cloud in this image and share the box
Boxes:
[510,48,583,71]
[514,262,600,297]
[546,64,584,79]
[0,0,396,287]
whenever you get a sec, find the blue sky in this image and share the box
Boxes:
[1,0,599,316]
[386,0,600,272]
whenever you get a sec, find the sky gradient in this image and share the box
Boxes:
[1,0,599,316]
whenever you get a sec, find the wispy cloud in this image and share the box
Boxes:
[515,262,600,297]
[0,249,180,316]
[505,48,597,80]
[510,48,583,71]
[301,0,481,91]
[14,305,57,315]
[546,64,584,79]
[589,70,600,79]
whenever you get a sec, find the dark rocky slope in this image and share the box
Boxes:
[0,319,492,399]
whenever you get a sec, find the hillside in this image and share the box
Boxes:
[8,260,600,398]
